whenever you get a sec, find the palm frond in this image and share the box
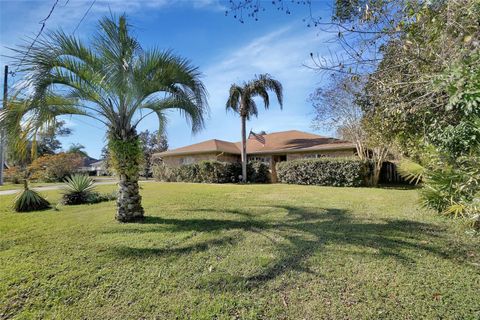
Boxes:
[249,73,283,108]
[6,15,208,147]
[245,97,258,119]
[139,95,204,133]
[396,159,425,185]
[0,93,86,162]
[227,74,283,118]
[226,84,243,113]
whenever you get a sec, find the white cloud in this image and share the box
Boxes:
[203,25,329,111]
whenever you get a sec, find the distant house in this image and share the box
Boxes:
[156,130,357,182]
[78,156,108,176]
[89,160,108,176]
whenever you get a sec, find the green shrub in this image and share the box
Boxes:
[177,163,201,182]
[87,191,118,204]
[247,161,270,183]
[420,157,480,217]
[153,160,269,183]
[4,166,25,184]
[14,181,51,212]
[198,161,229,183]
[28,153,83,182]
[61,174,117,205]
[152,163,177,182]
[276,157,370,187]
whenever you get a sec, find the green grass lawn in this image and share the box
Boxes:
[0,183,479,319]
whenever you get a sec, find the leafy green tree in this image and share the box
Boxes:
[311,74,368,159]
[138,130,168,178]
[2,15,207,222]
[226,74,283,182]
[364,0,480,219]
[100,145,112,175]
[37,120,72,156]
[5,120,71,166]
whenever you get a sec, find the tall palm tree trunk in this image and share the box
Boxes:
[117,172,144,222]
[110,132,145,222]
[241,115,247,183]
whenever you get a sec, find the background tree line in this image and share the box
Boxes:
[5,122,168,183]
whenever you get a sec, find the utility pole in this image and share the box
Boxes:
[0,65,7,185]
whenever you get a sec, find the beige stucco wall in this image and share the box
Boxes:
[218,153,241,163]
[162,153,240,167]
[161,149,355,168]
[286,150,356,161]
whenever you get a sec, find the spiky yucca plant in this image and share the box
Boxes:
[62,174,96,205]
[14,180,51,212]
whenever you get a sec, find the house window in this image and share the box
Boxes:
[303,153,328,159]
[180,157,195,165]
[248,156,270,164]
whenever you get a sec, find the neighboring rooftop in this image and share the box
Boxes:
[81,156,99,167]
[157,130,355,157]
[158,139,241,156]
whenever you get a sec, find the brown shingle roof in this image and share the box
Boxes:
[243,130,355,154]
[158,130,355,157]
[159,139,240,156]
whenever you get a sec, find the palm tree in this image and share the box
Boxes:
[1,15,208,222]
[226,74,283,182]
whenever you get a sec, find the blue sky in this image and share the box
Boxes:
[0,0,337,158]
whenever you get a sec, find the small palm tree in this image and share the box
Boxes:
[2,15,208,222]
[226,74,283,182]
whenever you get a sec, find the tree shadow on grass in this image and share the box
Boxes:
[140,215,269,233]
[106,204,473,292]
[112,234,240,258]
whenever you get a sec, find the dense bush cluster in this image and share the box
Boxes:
[276,158,370,187]
[153,160,269,183]
[248,161,270,184]
[28,153,83,182]
[4,166,25,184]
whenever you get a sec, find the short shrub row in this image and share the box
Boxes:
[153,160,270,183]
[276,157,371,187]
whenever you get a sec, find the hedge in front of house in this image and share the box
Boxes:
[276,157,370,187]
[247,161,270,183]
[153,160,270,183]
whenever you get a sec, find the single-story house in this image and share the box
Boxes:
[155,130,357,182]
[88,160,108,176]
[78,157,108,176]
